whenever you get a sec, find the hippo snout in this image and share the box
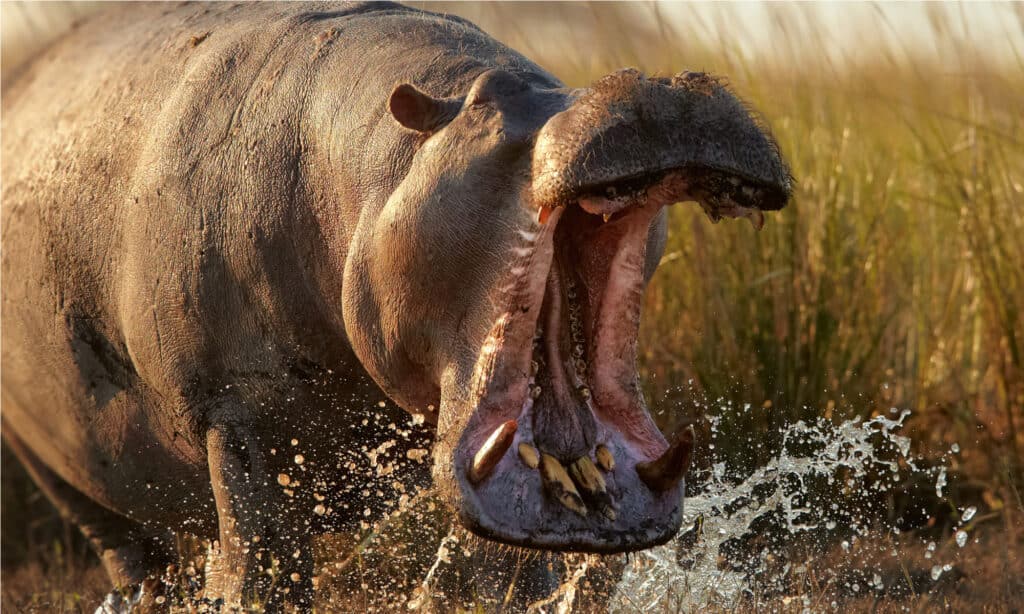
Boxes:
[532,68,792,227]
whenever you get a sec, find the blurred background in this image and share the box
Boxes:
[3,1,1023,611]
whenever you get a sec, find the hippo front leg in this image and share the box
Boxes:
[205,416,314,612]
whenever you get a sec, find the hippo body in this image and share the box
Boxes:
[2,0,524,521]
[2,1,790,609]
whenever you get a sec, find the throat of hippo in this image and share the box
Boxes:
[528,264,599,460]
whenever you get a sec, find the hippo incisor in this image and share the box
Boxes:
[1,2,790,610]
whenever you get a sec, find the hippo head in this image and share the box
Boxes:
[344,67,791,552]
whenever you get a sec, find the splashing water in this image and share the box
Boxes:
[603,407,942,611]
[170,395,966,612]
[367,403,965,613]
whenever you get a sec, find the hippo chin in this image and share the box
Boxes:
[1,1,790,608]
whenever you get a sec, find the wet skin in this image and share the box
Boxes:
[1,1,790,609]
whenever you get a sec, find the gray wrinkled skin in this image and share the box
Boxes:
[1,1,790,610]
[533,69,792,210]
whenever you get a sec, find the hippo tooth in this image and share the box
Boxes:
[595,445,615,472]
[574,359,587,374]
[747,208,765,231]
[468,420,518,484]
[572,344,584,358]
[539,453,587,517]
[568,456,606,496]
[635,425,695,492]
[603,213,612,223]
[530,385,542,399]
[530,360,539,376]
[517,442,540,469]
[577,385,591,400]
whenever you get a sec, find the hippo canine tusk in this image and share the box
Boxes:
[636,425,695,492]
[540,453,588,516]
[468,420,517,484]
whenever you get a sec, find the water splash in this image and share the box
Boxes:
[254,398,966,612]
[606,406,948,611]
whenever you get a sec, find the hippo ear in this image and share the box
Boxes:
[388,83,461,133]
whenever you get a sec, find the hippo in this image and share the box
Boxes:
[1,1,791,610]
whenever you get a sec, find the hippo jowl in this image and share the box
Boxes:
[1,1,791,609]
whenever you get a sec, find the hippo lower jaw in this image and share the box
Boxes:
[450,171,720,553]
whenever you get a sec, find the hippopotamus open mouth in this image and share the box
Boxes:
[450,69,792,552]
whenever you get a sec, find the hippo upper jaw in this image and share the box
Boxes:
[533,68,793,228]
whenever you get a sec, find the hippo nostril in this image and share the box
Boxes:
[468,420,518,484]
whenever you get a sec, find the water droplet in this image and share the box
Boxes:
[277,473,291,486]
[962,506,977,522]
[955,530,968,547]
[294,454,305,465]
[934,467,947,498]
